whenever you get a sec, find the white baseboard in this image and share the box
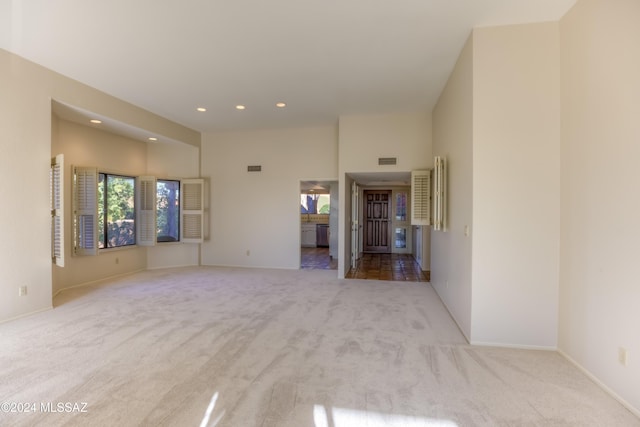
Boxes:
[146,263,199,271]
[470,341,557,351]
[559,349,640,419]
[53,269,146,298]
[429,283,471,344]
[0,306,53,325]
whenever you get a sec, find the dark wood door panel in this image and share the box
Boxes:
[364,190,391,253]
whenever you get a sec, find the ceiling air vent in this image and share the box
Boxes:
[378,157,397,166]
[247,165,262,172]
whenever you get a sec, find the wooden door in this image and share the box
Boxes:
[364,190,391,253]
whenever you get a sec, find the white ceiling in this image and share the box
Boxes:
[2,0,575,133]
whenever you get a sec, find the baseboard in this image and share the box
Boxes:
[428,283,471,344]
[146,263,199,271]
[202,263,300,271]
[470,341,557,351]
[559,349,640,419]
[53,269,146,298]
[0,306,53,325]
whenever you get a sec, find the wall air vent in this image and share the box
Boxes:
[247,165,262,172]
[378,157,397,166]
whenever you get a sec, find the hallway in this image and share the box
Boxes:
[301,248,429,282]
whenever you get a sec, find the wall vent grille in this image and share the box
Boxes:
[378,157,397,166]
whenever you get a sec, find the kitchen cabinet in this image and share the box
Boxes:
[301,223,317,247]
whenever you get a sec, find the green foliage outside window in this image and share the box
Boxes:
[98,174,135,248]
[157,180,180,242]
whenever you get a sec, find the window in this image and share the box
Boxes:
[157,179,180,242]
[98,173,136,248]
[300,193,330,214]
[395,192,407,221]
[73,167,204,255]
[395,227,407,249]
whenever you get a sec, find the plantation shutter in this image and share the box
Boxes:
[181,179,204,243]
[51,154,64,267]
[411,170,432,226]
[73,166,98,256]
[136,176,157,246]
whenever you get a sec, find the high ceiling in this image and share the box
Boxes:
[1,0,576,133]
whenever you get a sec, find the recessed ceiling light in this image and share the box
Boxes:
[196,107,207,112]
[235,105,246,110]
[90,119,102,124]
[276,102,286,108]
[148,137,158,142]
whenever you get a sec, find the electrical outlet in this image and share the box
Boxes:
[618,347,628,366]
[115,257,119,264]
[246,250,250,256]
[19,286,27,296]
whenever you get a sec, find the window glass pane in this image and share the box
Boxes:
[300,193,330,214]
[105,175,136,248]
[157,180,180,242]
[395,227,407,249]
[396,192,407,221]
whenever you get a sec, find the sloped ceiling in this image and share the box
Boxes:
[3,0,576,133]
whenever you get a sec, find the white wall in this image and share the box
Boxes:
[201,126,338,269]
[559,0,640,414]
[0,48,198,323]
[146,141,201,269]
[471,23,561,348]
[431,35,474,341]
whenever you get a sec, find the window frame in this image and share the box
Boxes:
[98,172,137,250]
[156,178,181,244]
[72,167,204,256]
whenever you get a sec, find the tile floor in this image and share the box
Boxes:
[346,252,430,282]
[300,247,338,270]
[301,247,429,282]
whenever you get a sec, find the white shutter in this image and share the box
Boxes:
[433,156,447,231]
[51,154,64,266]
[73,166,98,256]
[136,176,157,246]
[411,170,432,226]
[181,178,204,243]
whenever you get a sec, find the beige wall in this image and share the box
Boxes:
[471,22,561,348]
[0,48,199,323]
[338,112,432,174]
[51,119,147,293]
[432,35,474,340]
[338,112,432,277]
[0,50,54,321]
[146,141,201,269]
[432,23,562,347]
[200,126,338,269]
[559,0,640,414]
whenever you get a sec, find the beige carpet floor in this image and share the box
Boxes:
[0,266,638,427]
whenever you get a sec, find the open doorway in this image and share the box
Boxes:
[300,180,338,270]
[344,172,429,281]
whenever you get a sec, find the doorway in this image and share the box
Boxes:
[300,180,338,270]
[363,190,392,253]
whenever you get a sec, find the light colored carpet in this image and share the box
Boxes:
[0,266,638,427]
